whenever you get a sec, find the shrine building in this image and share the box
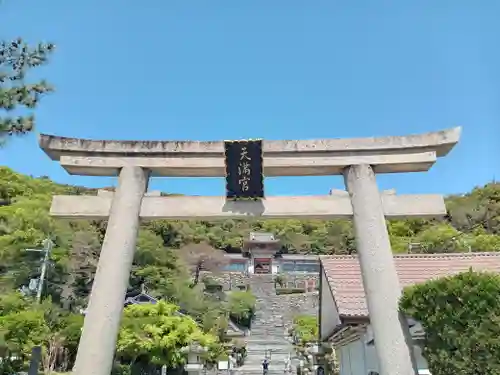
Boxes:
[223,232,320,275]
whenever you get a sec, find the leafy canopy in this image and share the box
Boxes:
[0,292,83,373]
[227,291,256,326]
[400,270,500,375]
[116,301,223,367]
[291,315,318,345]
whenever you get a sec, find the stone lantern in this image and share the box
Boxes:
[181,342,208,375]
[297,343,323,375]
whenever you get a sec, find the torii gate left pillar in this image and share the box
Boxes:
[39,127,461,375]
[74,166,149,375]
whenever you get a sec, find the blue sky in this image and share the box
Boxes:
[1,0,499,197]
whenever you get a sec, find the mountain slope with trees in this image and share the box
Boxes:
[1,166,499,306]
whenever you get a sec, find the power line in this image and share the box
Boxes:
[25,238,54,303]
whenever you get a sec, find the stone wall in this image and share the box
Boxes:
[201,271,320,292]
[279,273,319,291]
[281,291,319,329]
[200,271,250,290]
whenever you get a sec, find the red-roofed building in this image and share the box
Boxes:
[319,252,500,375]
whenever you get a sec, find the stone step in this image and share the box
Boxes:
[248,336,287,340]
[238,365,295,373]
[247,346,290,351]
[247,342,289,346]
[246,352,290,358]
[247,344,290,348]
[249,331,285,333]
[247,340,290,345]
[247,346,290,350]
[237,370,294,375]
[246,273,297,375]
[247,345,292,350]
[243,357,297,362]
[241,362,292,369]
[246,347,290,352]
[238,372,293,374]
[249,329,286,334]
[248,333,286,337]
[247,341,289,345]
[245,353,291,359]
[246,351,293,357]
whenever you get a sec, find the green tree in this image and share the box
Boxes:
[116,301,223,368]
[400,270,500,375]
[1,39,55,144]
[0,293,83,374]
[227,291,256,328]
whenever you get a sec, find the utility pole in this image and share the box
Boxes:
[26,238,54,303]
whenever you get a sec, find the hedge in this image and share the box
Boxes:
[399,270,500,375]
[276,288,305,295]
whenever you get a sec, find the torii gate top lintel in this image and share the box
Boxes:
[38,127,461,177]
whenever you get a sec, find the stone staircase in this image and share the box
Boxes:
[239,274,295,374]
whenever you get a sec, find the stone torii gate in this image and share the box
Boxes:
[39,127,461,375]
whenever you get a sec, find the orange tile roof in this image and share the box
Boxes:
[321,252,500,318]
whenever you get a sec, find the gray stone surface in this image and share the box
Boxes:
[281,292,319,324]
[204,272,319,294]
[72,166,149,375]
[39,127,461,177]
[39,128,460,157]
[202,272,250,290]
[50,193,447,220]
[240,273,298,375]
[193,273,319,371]
[344,164,418,375]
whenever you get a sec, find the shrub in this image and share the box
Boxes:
[399,270,500,375]
[274,275,286,288]
[291,315,318,345]
[276,288,304,295]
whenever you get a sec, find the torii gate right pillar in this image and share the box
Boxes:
[345,164,417,375]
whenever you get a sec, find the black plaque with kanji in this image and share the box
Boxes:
[224,139,264,199]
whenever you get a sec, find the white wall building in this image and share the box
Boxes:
[318,252,500,375]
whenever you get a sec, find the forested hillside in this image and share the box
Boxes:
[1,166,499,310]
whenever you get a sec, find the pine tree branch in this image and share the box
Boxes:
[0,38,55,143]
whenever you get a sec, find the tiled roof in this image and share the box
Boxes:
[321,252,500,318]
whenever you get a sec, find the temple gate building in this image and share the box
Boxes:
[223,232,320,275]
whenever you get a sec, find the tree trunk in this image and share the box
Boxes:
[193,264,201,285]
